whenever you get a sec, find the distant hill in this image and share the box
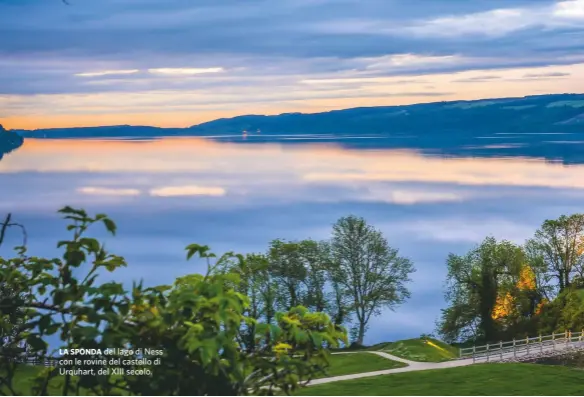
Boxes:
[9,93,584,164]
[186,93,584,135]
[0,124,24,161]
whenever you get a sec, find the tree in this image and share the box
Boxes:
[220,253,268,353]
[268,240,307,311]
[0,214,29,360]
[527,214,584,293]
[437,237,525,343]
[329,216,415,345]
[0,207,347,395]
[297,240,329,314]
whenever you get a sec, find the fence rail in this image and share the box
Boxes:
[459,330,584,363]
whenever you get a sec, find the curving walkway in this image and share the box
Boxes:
[307,351,474,386]
[305,335,584,387]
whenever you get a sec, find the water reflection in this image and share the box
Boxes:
[2,137,584,344]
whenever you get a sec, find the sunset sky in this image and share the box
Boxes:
[1,0,584,130]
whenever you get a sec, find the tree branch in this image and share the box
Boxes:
[0,213,28,250]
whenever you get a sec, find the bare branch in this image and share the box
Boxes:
[0,213,10,247]
[0,213,28,249]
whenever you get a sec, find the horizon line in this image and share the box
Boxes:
[3,91,580,132]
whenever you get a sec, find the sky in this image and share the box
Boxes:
[1,0,584,129]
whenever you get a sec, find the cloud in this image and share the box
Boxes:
[147,67,224,75]
[401,0,584,38]
[366,54,462,68]
[2,0,584,125]
[367,189,467,205]
[397,218,537,244]
[452,75,502,83]
[523,72,571,78]
[300,77,429,85]
[77,186,141,196]
[149,185,226,197]
[75,69,141,77]
[402,8,537,38]
[553,0,584,19]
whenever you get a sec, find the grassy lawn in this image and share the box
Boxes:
[318,353,406,378]
[295,363,584,396]
[381,338,459,362]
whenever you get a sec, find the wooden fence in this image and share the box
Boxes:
[459,330,584,363]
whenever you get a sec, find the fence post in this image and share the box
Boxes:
[540,334,543,353]
[513,339,516,359]
[566,330,569,348]
[486,343,490,362]
[553,332,556,350]
[499,341,503,360]
[472,345,476,363]
[526,336,529,355]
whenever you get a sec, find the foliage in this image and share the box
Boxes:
[439,213,584,345]
[7,352,407,394]
[536,287,584,334]
[236,228,409,346]
[0,207,347,396]
[329,216,415,345]
[437,237,533,343]
[527,214,584,292]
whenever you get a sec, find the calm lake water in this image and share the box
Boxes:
[2,136,584,344]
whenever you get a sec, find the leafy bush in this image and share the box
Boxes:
[536,288,584,334]
[0,207,346,395]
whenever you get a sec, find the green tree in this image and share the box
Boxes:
[0,207,347,395]
[527,214,584,293]
[329,215,415,345]
[536,288,584,334]
[268,240,308,311]
[0,214,29,360]
[437,237,525,343]
[220,253,268,353]
[297,240,329,314]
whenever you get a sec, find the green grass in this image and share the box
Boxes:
[380,338,459,362]
[295,363,584,396]
[318,353,406,378]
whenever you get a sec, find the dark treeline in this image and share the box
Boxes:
[438,214,584,345]
[0,125,24,161]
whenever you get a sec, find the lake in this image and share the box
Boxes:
[2,136,584,344]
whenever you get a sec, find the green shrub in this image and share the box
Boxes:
[0,207,347,395]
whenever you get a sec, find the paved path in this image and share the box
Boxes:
[307,351,474,386]
[307,340,584,386]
